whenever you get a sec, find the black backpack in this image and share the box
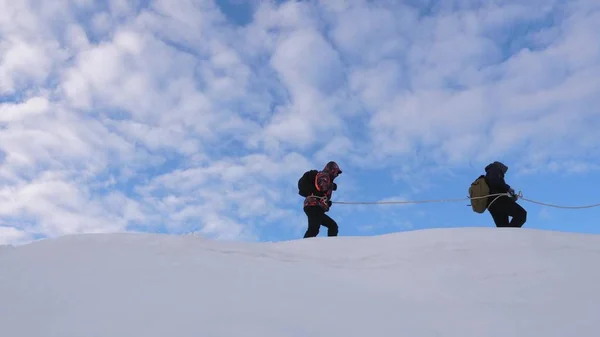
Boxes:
[298,170,319,197]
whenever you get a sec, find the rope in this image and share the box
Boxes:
[331,191,600,209]
[518,197,600,209]
[331,192,510,205]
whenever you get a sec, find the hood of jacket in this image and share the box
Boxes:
[485,161,508,175]
[323,161,342,179]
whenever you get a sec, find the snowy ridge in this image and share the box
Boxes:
[1,228,599,337]
[0,244,15,253]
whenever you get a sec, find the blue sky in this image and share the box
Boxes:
[1,0,599,245]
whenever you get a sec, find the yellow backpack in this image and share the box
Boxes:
[469,175,489,213]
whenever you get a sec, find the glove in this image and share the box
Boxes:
[327,200,332,207]
[331,183,337,191]
[508,188,518,201]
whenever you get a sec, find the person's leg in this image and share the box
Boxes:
[321,213,339,236]
[303,206,324,238]
[506,202,527,228]
[489,209,509,227]
[488,198,510,227]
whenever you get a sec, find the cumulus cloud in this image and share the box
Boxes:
[0,0,598,245]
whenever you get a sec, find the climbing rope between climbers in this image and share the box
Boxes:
[331,192,600,209]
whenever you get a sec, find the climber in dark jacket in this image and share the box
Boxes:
[303,161,342,238]
[484,161,527,227]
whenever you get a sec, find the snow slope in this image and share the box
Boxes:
[1,228,599,337]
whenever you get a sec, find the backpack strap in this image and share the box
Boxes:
[314,172,320,192]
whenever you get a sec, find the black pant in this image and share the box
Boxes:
[303,206,338,238]
[488,196,527,228]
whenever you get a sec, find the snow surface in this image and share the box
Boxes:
[1,227,600,337]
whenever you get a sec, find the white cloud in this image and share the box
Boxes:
[0,0,598,245]
[0,226,33,245]
[331,0,600,172]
